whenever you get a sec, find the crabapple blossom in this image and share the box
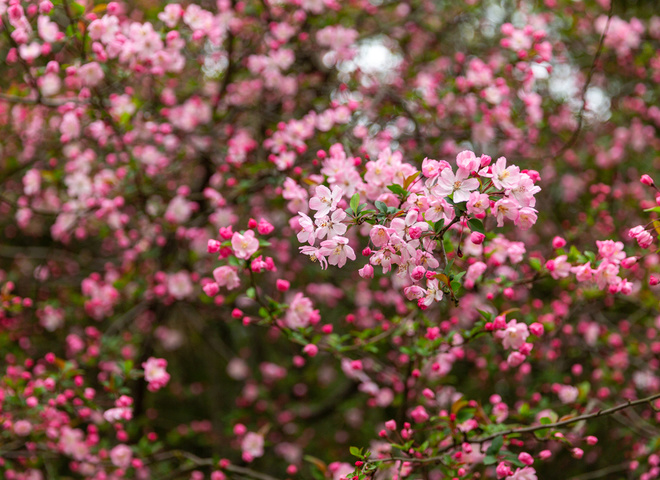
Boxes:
[432,167,480,203]
[318,236,356,268]
[142,357,170,392]
[231,230,260,260]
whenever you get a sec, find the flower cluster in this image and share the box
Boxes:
[294,148,540,307]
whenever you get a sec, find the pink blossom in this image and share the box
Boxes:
[142,357,171,392]
[231,230,260,259]
[213,266,240,290]
[284,293,320,329]
[497,319,530,350]
[481,157,520,190]
[493,198,519,227]
[110,444,133,469]
[466,191,490,215]
[410,405,429,423]
[546,255,571,279]
[241,432,265,462]
[13,420,32,436]
[506,467,537,480]
[309,185,343,218]
[318,236,355,268]
[297,212,317,245]
[557,385,579,404]
[456,150,480,171]
[432,167,480,203]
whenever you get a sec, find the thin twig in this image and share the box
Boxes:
[554,2,614,158]
[381,391,660,465]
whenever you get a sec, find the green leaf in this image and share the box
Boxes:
[483,455,498,465]
[644,206,660,213]
[350,193,360,214]
[486,435,503,455]
[529,258,541,271]
[468,218,485,234]
[246,287,256,299]
[567,245,581,262]
[349,446,362,458]
[71,1,85,16]
[374,201,388,214]
[387,184,407,196]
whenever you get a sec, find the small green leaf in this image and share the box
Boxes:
[486,435,503,455]
[529,258,541,271]
[350,193,360,214]
[567,245,581,262]
[349,446,362,458]
[374,201,388,214]
[387,184,407,196]
[483,455,498,465]
[71,1,85,16]
[644,206,660,213]
[468,218,485,234]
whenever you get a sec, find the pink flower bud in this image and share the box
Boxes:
[257,218,275,235]
[585,435,598,445]
[641,174,654,186]
[621,257,637,268]
[385,420,397,431]
[303,344,318,357]
[411,266,426,281]
[507,351,526,367]
[650,276,659,286]
[276,279,290,291]
[529,322,544,336]
[207,239,221,253]
[552,236,566,249]
[470,232,485,245]
[496,461,512,478]
[410,405,429,423]
[409,226,423,239]
[493,315,506,329]
[362,247,372,256]
[422,388,434,399]
[233,424,247,436]
[518,452,534,466]
[203,283,220,297]
[359,264,374,278]
[539,450,552,460]
[571,447,584,459]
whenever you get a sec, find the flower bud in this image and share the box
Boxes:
[358,264,374,278]
[411,266,426,281]
[303,344,318,357]
[470,232,485,245]
[276,279,290,291]
[552,236,566,249]
[641,174,654,186]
